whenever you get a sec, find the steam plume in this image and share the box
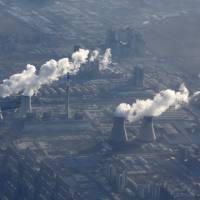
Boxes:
[0,49,90,97]
[0,48,113,98]
[115,84,190,122]
[192,91,200,98]
[72,49,89,68]
[89,50,100,62]
[99,48,112,71]
[0,64,37,98]
[89,49,112,71]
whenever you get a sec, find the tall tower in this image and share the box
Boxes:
[110,116,128,145]
[0,107,3,121]
[116,170,127,192]
[20,95,32,117]
[105,29,117,48]
[133,65,144,88]
[65,73,70,120]
[138,116,156,142]
[126,27,134,48]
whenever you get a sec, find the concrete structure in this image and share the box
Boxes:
[0,96,20,111]
[0,107,3,121]
[110,116,128,145]
[133,65,144,88]
[22,119,91,134]
[65,73,70,119]
[138,116,156,142]
[105,28,145,57]
[106,164,127,192]
[20,96,32,116]
[116,171,127,192]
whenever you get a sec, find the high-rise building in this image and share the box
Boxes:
[133,65,144,88]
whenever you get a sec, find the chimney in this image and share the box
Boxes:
[20,95,32,116]
[110,116,128,145]
[65,73,70,119]
[139,116,156,142]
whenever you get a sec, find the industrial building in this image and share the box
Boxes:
[0,1,200,200]
[0,20,199,200]
[0,62,198,200]
[133,65,144,88]
[0,62,200,200]
[105,28,145,57]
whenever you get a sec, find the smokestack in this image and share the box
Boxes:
[65,73,70,119]
[110,116,128,145]
[139,116,156,142]
[20,95,32,116]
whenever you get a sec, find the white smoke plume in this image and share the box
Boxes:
[89,50,100,62]
[72,49,89,68]
[0,48,113,98]
[115,84,190,122]
[0,64,37,98]
[99,48,112,71]
[89,49,112,71]
[192,91,200,98]
[0,48,90,97]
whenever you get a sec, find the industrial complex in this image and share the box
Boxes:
[0,45,200,200]
[0,1,200,200]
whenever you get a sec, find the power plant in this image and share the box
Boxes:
[9,74,93,135]
[138,116,156,142]
[0,3,198,198]
[110,116,128,145]
[0,46,196,199]
[0,50,198,200]
[20,95,32,116]
[110,115,156,145]
[105,28,145,57]
[78,58,101,79]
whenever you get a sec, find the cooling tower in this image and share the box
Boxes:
[0,107,3,121]
[20,95,32,116]
[139,116,156,142]
[110,116,128,145]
